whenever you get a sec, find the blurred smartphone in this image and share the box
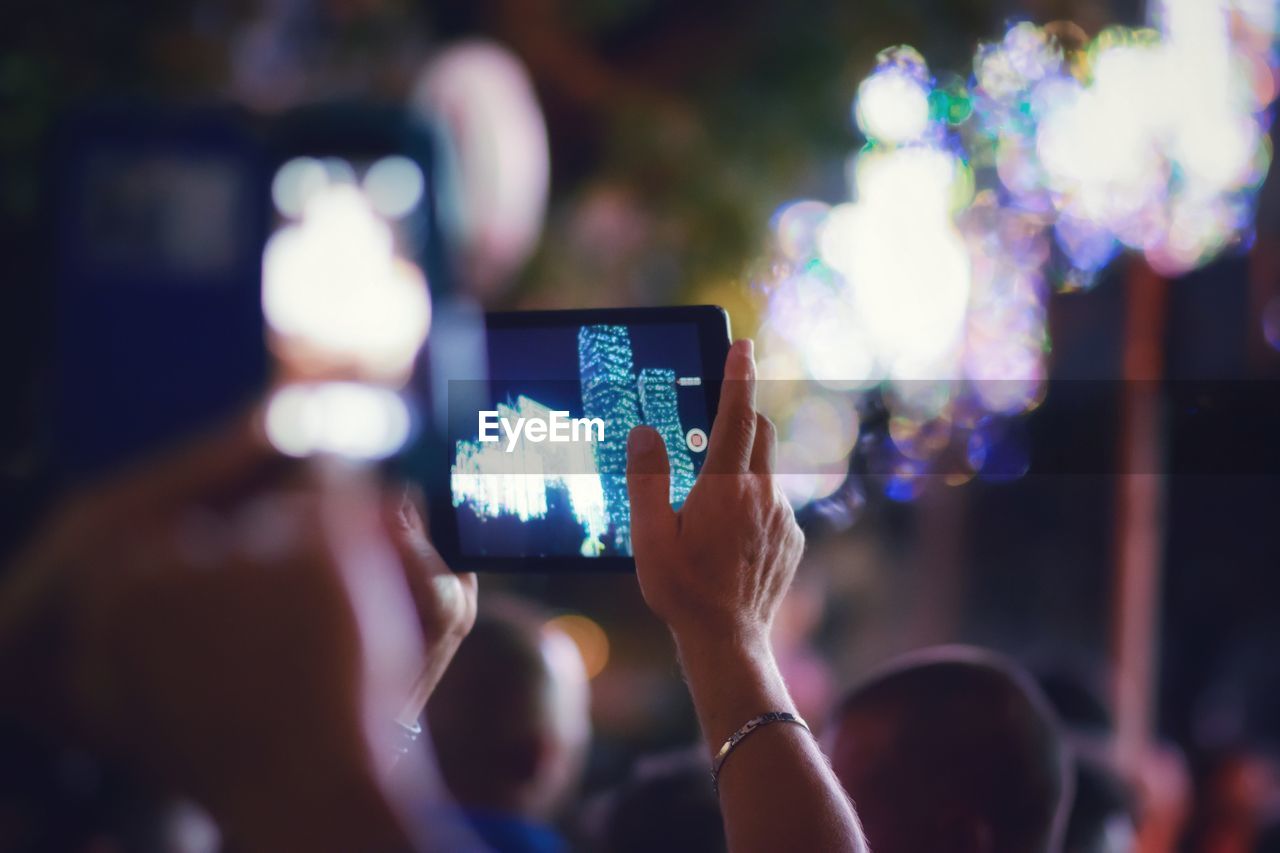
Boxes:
[51,102,469,489]
[51,106,271,486]
[267,102,485,502]
[431,305,732,572]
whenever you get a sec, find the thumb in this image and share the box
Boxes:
[626,426,675,552]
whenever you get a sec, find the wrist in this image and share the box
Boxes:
[670,619,774,665]
[669,623,795,753]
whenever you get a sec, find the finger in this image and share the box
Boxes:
[315,462,426,706]
[749,412,777,475]
[384,485,453,581]
[703,339,757,475]
[382,483,476,628]
[399,482,433,538]
[626,426,676,550]
[384,484,425,538]
[454,570,478,599]
[395,489,477,628]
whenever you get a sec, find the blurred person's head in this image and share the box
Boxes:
[426,599,591,822]
[1033,664,1114,734]
[592,749,725,853]
[825,645,1069,853]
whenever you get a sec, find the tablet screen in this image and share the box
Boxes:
[449,318,715,559]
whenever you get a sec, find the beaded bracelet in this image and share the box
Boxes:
[711,711,810,794]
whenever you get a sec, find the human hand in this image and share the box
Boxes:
[383,485,478,725]
[0,419,421,850]
[0,417,285,732]
[625,344,864,853]
[625,339,804,648]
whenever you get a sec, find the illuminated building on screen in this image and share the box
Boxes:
[638,367,697,504]
[451,395,609,556]
[578,325,643,553]
[451,324,699,558]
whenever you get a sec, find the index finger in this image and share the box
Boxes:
[384,483,451,578]
[702,339,758,476]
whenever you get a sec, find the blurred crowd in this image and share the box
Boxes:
[0,346,1277,852]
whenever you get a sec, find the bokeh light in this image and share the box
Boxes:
[412,39,550,297]
[263,167,431,383]
[756,46,1036,507]
[271,156,329,219]
[545,614,610,680]
[752,2,1278,511]
[362,155,426,220]
[855,50,933,144]
[972,4,1278,278]
[774,391,860,506]
[265,382,412,460]
[263,157,432,461]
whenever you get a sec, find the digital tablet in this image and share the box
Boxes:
[432,305,732,571]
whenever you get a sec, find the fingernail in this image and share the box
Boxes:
[629,427,657,453]
[740,339,754,361]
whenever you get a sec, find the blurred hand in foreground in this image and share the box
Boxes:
[0,418,427,851]
[626,340,865,853]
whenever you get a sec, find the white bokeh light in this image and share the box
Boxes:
[263,181,431,382]
[753,4,1280,508]
[266,383,412,460]
[271,157,329,219]
[855,69,932,144]
[819,148,972,379]
[363,155,425,220]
